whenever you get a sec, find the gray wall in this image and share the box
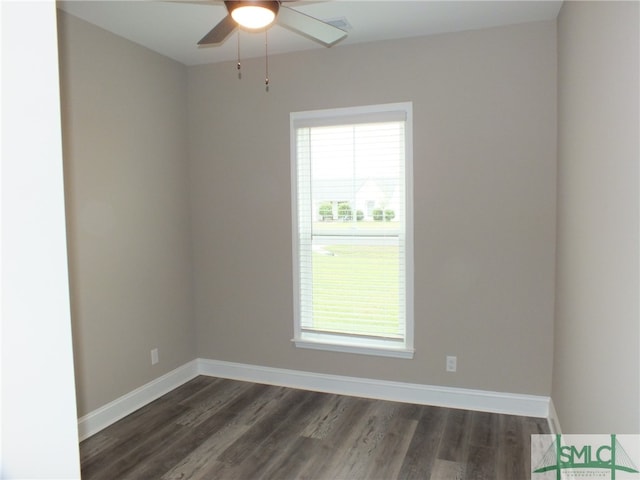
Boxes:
[188,21,557,395]
[553,1,640,433]
[58,13,558,416]
[58,12,196,416]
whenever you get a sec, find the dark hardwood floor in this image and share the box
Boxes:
[80,376,549,479]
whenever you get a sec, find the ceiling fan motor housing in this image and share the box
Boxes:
[225,1,280,30]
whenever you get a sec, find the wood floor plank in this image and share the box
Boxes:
[257,436,323,480]
[520,414,549,476]
[325,400,412,479]
[87,414,190,480]
[78,432,119,464]
[295,396,375,479]
[469,410,499,448]
[176,380,279,428]
[396,404,447,480]
[164,375,220,404]
[465,444,497,480]
[361,409,419,479]
[81,403,190,479]
[162,384,296,480]
[437,408,472,462]
[161,412,252,480]
[216,390,329,479]
[215,388,310,467]
[79,376,549,480]
[89,394,180,443]
[429,459,466,480]
[120,410,237,480]
[300,393,353,439]
[496,413,527,480]
[175,377,254,425]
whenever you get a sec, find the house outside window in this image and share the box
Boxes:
[290,102,414,358]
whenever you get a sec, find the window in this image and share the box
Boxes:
[291,103,414,358]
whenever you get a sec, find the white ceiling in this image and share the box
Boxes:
[57,1,562,66]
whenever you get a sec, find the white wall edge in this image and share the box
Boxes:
[77,360,198,441]
[197,358,551,418]
[547,398,562,434]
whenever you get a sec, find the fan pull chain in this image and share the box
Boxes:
[265,30,269,92]
[237,31,242,80]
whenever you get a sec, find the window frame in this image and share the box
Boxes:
[290,102,414,359]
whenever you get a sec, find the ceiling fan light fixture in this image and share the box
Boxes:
[226,1,279,30]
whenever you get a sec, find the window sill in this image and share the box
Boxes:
[292,335,414,359]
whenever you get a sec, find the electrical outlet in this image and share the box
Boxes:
[446,355,457,372]
[151,348,159,365]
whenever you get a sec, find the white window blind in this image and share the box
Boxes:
[291,103,414,358]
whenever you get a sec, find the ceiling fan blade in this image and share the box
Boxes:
[276,5,347,47]
[198,14,237,46]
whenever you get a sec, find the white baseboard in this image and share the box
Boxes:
[547,398,562,434]
[196,358,550,418]
[78,358,551,440]
[77,360,198,441]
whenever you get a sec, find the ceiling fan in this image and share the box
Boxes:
[197,1,348,48]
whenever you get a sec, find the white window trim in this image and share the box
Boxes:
[290,102,414,359]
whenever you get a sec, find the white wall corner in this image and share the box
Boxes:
[547,398,562,434]
[196,358,551,419]
[77,360,198,441]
